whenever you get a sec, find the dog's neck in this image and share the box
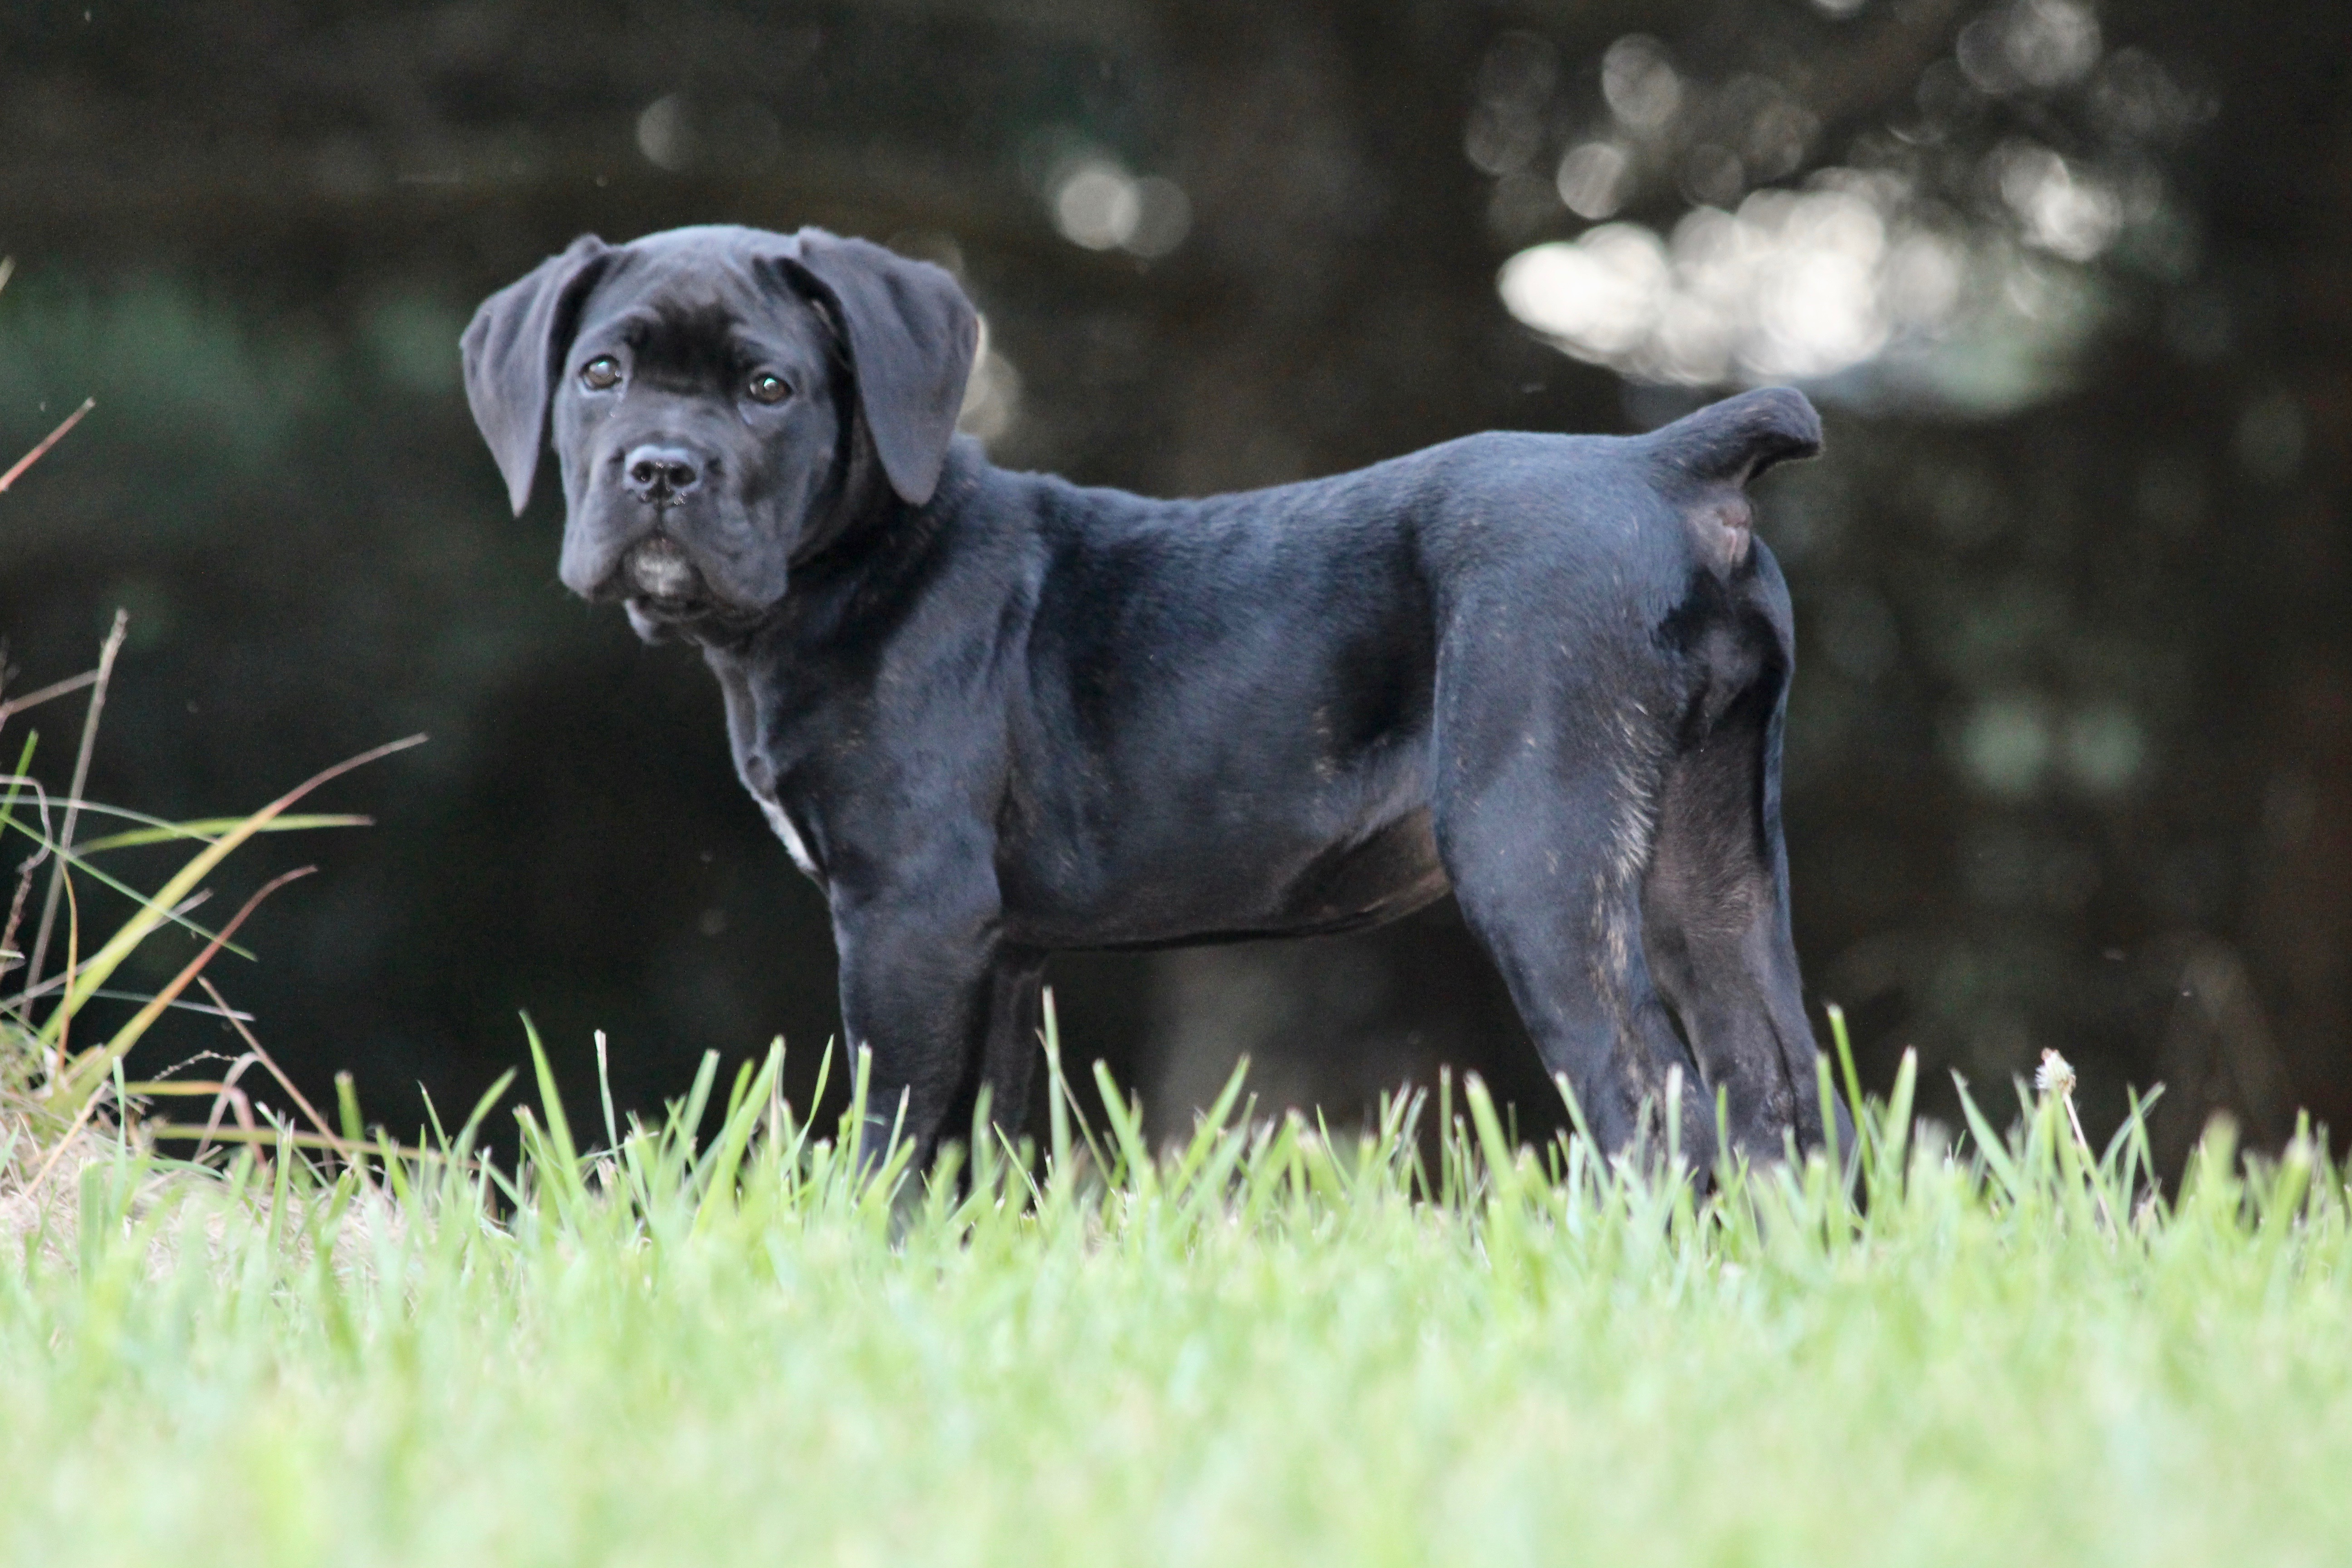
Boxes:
[693,451,986,809]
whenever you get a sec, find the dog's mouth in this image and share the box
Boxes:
[612,535,770,642]
[621,535,710,609]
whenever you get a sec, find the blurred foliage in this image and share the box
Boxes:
[0,0,2343,1163]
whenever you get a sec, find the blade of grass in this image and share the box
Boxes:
[5,823,264,965]
[0,396,94,494]
[334,1072,365,1146]
[53,866,316,1107]
[678,1050,720,1152]
[1091,1059,1156,1198]
[1814,1054,1841,1181]
[520,1017,588,1215]
[0,668,99,734]
[594,1030,619,1153]
[24,609,124,1000]
[141,1123,452,1162]
[334,1072,370,1182]
[73,813,370,855]
[1168,1055,1250,1200]
[1461,1073,1518,1190]
[36,733,424,1045]
[693,1041,783,1236]
[24,1032,123,1191]
[49,861,79,1081]
[0,734,41,982]
[1952,1071,2025,1205]
[50,986,254,1019]
[1038,991,1108,1188]
[1885,1046,1918,1148]
[1828,1001,1869,1163]
[124,1058,258,1158]
[455,1069,518,1160]
[196,975,340,1144]
[769,1038,833,1178]
[1042,986,1071,1181]
[197,1053,262,1160]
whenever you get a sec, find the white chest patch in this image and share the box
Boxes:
[754,791,819,878]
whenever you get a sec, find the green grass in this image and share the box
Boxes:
[1,1024,2347,1568]
[11,288,2338,1565]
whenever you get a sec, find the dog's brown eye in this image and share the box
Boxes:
[579,356,622,390]
[746,372,790,405]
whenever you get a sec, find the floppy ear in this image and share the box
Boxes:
[787,230,979,507]
[460,234,612,515]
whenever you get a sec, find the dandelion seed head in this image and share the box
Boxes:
[2034,1048,2077,1099]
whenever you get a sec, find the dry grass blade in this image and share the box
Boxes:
[196,974,340,1146]
[47,870,79,1083]
[0,669,101,734]
[137,1122,454,1163]
[0,855,33,990]
[0,397,96,495]
[54,864,316,1106]
[24,611,126,998]
[22,867,316,1190]
[119,1075,257,1161]
[37,732,425,1048]
[23,1060,110,1191]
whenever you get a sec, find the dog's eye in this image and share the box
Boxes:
[579,357,622,391]
[746,372,791,405]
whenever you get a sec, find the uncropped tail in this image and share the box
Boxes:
[1642,387,1823,485]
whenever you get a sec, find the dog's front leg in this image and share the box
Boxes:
[830,884,1024,1171]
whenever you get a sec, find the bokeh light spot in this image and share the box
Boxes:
[1602,36,1683,132]
[637,93,695,171]
[2063,705,2148,794]
[1961,696,2053,796]
[1049,159,1190,257]
[1555,142,1633,220]
[1499,177,1965,385]
[958,315,1023,445]
[1994,142,2122,261]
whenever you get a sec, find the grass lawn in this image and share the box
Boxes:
[2,1029,2349,1568]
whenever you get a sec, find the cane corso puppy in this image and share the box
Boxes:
[463,223,1832,1169]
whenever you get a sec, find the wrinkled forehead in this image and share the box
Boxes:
[575,237,834,363]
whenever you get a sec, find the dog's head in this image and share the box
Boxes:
[461,225,977,636]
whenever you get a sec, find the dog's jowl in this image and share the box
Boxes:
[464,223,1835,1169]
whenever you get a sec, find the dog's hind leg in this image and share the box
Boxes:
[1433,700,1716,1167]
[1639,668,1833,1162]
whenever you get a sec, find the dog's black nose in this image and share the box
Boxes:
[622,445,703,505]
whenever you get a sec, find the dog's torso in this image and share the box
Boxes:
[706,428,1785,956]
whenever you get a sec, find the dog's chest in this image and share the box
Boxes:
[751,786,820,878]
[709,652,825,880]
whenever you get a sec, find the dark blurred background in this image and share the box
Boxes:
[0,0,2343,1162]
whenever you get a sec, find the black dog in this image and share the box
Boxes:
[464,223,1831,1169]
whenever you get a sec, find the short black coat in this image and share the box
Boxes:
[463,223,1833,1166]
